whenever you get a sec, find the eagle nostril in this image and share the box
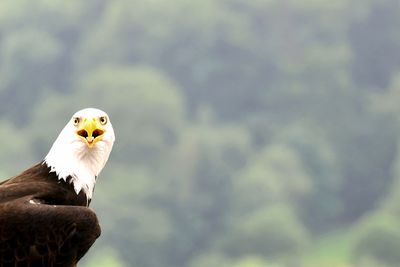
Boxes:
[92,129,104,139]
[77,130,88,138]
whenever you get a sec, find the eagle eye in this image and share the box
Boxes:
[73,117,80,126]
[99,116,107,125]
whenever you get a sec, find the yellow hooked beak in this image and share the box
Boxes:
[76,117,105,148]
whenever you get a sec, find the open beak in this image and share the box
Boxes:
[76,118,105,148]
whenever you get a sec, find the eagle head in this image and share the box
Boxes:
[44,108,115,199]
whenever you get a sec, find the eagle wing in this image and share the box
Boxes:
[0,183,100,267]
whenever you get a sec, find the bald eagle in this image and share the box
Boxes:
[0,108,115,266]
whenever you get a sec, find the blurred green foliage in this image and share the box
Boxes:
[0,0,399,266]
[352,213,400,266]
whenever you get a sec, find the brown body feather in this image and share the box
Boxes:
[0,162,100,267]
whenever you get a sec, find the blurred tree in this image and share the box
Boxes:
[349,0,400,89]
[273,122,342,233]
[161,122,252,266]
[81,247,126,267]
[0,121,34,176]
[0,29,63,124]
[93,166,174,267]
[189,254,282,267]
[230,257,283,267]
[352,213,400,267]
[234,143,311,215]
[223,205,308,262]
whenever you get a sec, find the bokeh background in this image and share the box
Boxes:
[0,0,400,266]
